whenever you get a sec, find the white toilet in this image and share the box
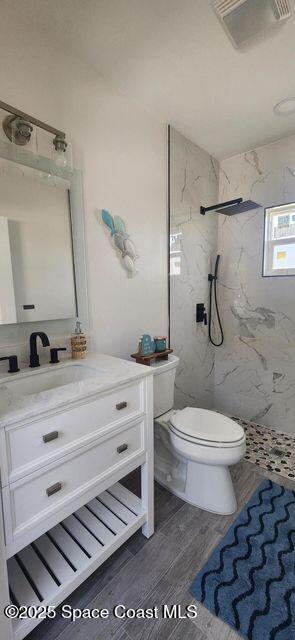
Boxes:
[151,355,246,515]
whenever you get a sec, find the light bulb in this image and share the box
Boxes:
[52,134,72,171]
[54,148,68,168]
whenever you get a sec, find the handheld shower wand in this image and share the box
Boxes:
[208,254,224,347]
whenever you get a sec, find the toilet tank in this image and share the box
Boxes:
[150,355,179,418]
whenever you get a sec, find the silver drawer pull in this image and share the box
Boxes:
[46,482,62,497]
[117,443,128,454]
[43,430,59,443]
[116,401,127,411]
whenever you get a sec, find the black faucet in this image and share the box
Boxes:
[50,347,67,364]
[0,355,20,373]
[29,332,50,368]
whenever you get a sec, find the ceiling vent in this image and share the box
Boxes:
[212,0,293,48]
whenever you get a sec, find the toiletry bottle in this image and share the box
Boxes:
[71,321,87,360]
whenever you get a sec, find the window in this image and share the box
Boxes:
[263,203,295,276]
[170,231,182,276]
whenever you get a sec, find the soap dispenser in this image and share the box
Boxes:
[71,321,87,360]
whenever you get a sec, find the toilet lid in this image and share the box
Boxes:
[169,407,244,444]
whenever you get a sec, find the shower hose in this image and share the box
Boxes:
[208,254,224,347]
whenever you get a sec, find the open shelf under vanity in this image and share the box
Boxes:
[7,482,145,640]
[0,363,154,640]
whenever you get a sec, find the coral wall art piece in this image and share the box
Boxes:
[101,209,138,276]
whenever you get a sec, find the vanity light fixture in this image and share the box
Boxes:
[0,99,71,168]
[2,115,33,145]
[273,97,295,116]
[53,134,67,153]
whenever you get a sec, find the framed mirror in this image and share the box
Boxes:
[0,140,88,325]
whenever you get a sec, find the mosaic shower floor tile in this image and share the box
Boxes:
[232,417,295,481]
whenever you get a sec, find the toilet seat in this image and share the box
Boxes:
[169,407,245,448]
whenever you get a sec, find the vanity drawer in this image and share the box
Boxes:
[4,381,143,483]
[3,420,144,545]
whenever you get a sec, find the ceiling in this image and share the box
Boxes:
[7,0,295,158]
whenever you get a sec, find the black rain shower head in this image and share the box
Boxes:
[200,198,261,216]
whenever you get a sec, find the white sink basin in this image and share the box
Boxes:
[3,364,103,397]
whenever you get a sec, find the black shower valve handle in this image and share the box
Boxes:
[196,303,207,325]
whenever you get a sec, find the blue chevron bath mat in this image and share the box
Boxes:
[190,479,295,640]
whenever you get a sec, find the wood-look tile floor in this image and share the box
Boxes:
[27,461,295,640]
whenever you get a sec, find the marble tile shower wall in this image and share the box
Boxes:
[170,127,219,409]
[215,135,295,435]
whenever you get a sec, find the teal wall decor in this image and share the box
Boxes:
[101,209,138,276]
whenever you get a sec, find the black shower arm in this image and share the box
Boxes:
[200,198,242,215]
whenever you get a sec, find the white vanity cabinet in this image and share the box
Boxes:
[0,358,154,640]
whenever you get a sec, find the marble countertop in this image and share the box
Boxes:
[0,353,153,427]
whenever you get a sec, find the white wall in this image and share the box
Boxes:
[0,4,168,366]
[215,135,295,434]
